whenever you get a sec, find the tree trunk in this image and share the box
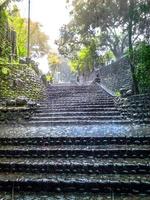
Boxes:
[128,0,139,94]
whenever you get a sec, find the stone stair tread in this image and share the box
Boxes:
[2,192,149,200]
[39,102,115,105]
[0,144,149,150]
[36,108,119,112]
[0,157,149,165]
[27,119,131,125]
[31,116,123,120]
[0,172,149,183]
[0,136,149,145]
[39,105,116,108]
[35,111,121,116]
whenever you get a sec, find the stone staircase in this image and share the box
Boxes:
[29,84,129,125]
[0,84,149,197]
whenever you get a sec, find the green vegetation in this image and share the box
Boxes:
[115,91,121,97]
[57,0,150,94]
[48,52,61,78]
[134,42,150,93]
[0,9,11,58]
[69,43,96,75]
[0,1,49,100]
[0,64,44,99]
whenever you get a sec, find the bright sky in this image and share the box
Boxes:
[17,0,70,73]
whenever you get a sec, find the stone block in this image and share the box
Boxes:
[16,96,28,106]
[6,100,16,107]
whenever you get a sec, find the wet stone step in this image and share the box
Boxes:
[0,157,149,174]
[36,107,119,112]
[0,173,149,193]
[1,192,150,200]
[26,120,131,126]
[39,104,116,109]
[0,146,149,158]
[31,116,123,121]
[0,144,149,150]
[34,111,121,117]
[39,101,115,105]
[0,137,149,145]
[44,98,115,101]
[0,157,149,165]
[46,95,113,99]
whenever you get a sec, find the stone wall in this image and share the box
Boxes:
[115,94,150,124]
[99,57,132,92]
[0,63,45,100]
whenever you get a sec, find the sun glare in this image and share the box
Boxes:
[17,0,70,73]
[18,0,69,48]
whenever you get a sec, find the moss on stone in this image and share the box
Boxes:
[0,63,45,100]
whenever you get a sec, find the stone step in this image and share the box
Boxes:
[45,95,114,100]
[36,107,119,112]
[0,173,149,193]
[1,144,149,150]
[34,111,122,117]
[46,89,109,93]
[39,102,115,106]
[1,192,150,200]
[40,104,116,108]
[27,119,131,125]
[47,96,114,100]
[38,104,116,109]
[46,92,110,96]
[0,145,149,158]
[0,137,149,146]
[39,100,115,104]
[31,116,123,121]
[0,157,149,174]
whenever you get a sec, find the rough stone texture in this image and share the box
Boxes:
[0,107,32,123]
[115,94,150,123]
[0,97,38,123]
[0,63,44,123]
[99,57,132,92]
[0,63,45,100]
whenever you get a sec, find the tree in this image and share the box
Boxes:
[48,52,61,77]
[0,9,12,59]
[134,41,150,92]
[9,5,50,58]
[10,5,27,57]
[69,38,98,77]
[30,21,50,58]
[59,0,150,93]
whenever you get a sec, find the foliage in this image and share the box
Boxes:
[133,42,150,92]
[60,0,150,93]
[1,66,10,75]
[48,52,60,66]
[46,74,53,83]
[0,4,50,60]
[30,21,50,58]
[48,52,61,77]
[0,9,11,58]
[115,91,121,97]
[9,5,27,57]
[69,42,96,74]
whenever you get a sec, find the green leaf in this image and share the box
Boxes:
[1,67,10,75]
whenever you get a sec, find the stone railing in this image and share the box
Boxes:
[115,94,150,124]
[99,57,132,92]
